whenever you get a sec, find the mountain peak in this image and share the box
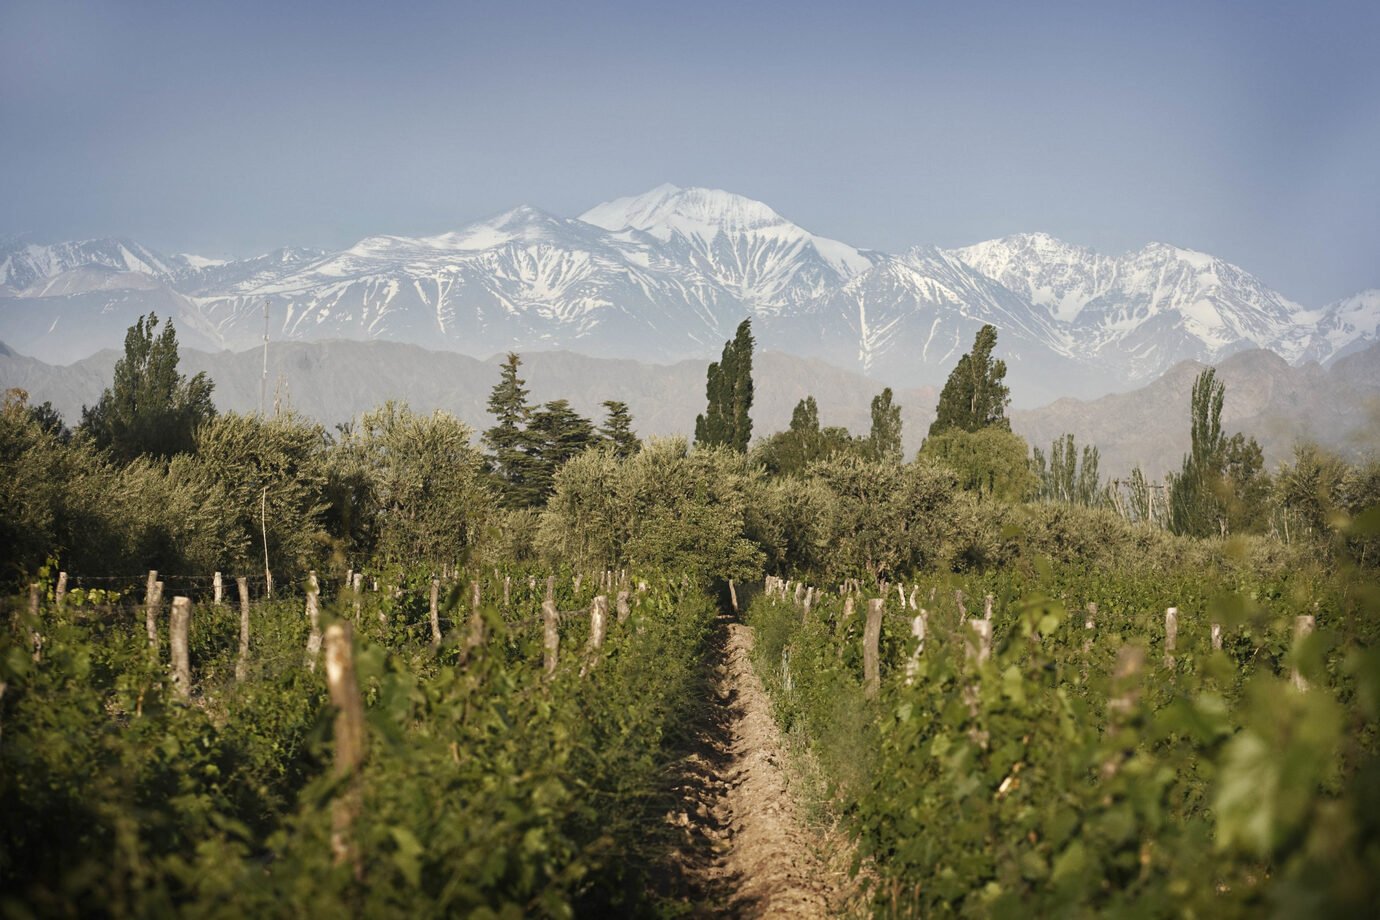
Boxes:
[580,184,787,239]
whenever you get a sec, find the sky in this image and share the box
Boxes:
[1,0,1377,305]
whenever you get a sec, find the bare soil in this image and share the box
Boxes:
[655,616,856,917]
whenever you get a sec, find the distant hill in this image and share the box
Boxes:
[4,339,1375,478]
[1012,345,1380,478]
[0,340,938,456]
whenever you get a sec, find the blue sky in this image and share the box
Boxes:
[2,0,1377,304]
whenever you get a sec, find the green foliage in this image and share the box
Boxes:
[745,557,1380,916]
[929,324,1010,436]
[598,400,640,459]
[921,427,1036,503]
[1170,369,1270,537]
[526,399,597,503]
[752,395,860,475]
[0,572,718,916]
[482,352,541,508]
[537,437,764,582]
[334,402,491,569]
[867,387,903,464]
[80,313,216,462]
[694,318,754,452]
[1032,432,1105,506]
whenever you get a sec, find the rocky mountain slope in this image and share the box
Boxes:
[3,187,1376,401]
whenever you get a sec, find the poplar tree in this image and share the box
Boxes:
[695,318,754,452]
[81,312,216,461]
[868,387,903,463]
[929,324,1010,436]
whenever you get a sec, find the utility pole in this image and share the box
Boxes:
[260,300,269,416]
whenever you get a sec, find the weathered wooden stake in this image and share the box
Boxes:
[967,618,993,665]
[864,598,883,699]
[1292,614,1316,691]
[904,610,929,686]
[956,589,968,622]
[588,595,608,651]
[304,571,322,670]
[1164,607,1178,669]
[843,596,855,621]
[896,583,905,608]
[351,572,363,620]
[802,586,814,621]
[908,585,919,611]
[55,572,67,611]
[545,574,556,604]
[170,596,192,698]
[213,571,223,605]
[616,589,631,622]
[145,570,160,652]
[503,575,511,607]
[429,576,442,648]
[543,600,559,675]
[728,579,739,613]
[984,594,994,620]
[1085,602,1097,631]
[235,576,251,682]
[28,583,42,662]
[573,573,583,593]
[1211,622,1223,651]
[462,580,485,660]
[794,582,807,607]
[324,622,366,879]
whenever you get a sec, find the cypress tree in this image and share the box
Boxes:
[695,318,754,451]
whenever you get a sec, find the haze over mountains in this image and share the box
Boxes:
[3,185,1377,405]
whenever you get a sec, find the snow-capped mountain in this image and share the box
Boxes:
[1,188,1374,401]
[948,232,1309,380]
[580,184,879,314]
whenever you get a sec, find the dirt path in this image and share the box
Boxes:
[659,616,853,917]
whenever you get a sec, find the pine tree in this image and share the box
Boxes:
[695,318,754,451]
[482,353,540,507]
[868,387,903,463]
[599,400,641,458]
[80,312,215,461]
[526,399,596,503]
[929,324,1010,436]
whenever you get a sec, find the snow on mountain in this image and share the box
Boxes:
[1,189,1374,402]
[949,232,1309,380]
[581,184,878,314]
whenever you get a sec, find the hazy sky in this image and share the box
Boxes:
[2,0,1377,304]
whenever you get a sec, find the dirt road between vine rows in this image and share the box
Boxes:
[659,617,856,917]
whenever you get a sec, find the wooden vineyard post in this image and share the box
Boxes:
[908,585,919,611]
[955,589,968,623]
[28,583,42,662]
[896,583,905,609]
[842,595,855,622]
[1211,622,1223,651]
[616,589,631,623]
[1292,614,1316,691]
[429,577,442,648]
[728,579,739,613]
[588,595,608,652]
[462,580,485,661]
[352,572,363,620]
[794,583,807,608]
[1083,602,1097,655]
[145,570,160,652]
[967,618,993,666]
[235,577,251,682]
[213,571,223,606]
[863,598,883,699]
[324,623,367,879]
[503,575,511,607]
[984,594,994,620]
[55,572,67,611]
[305,571,322,670]
[543,599,559,676]
[904,609,929,686]
[545,575,556,605]
[802,586,813,621]
[170,596,192,699]
[1164,607,1178,669]
[573,573,583,594]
